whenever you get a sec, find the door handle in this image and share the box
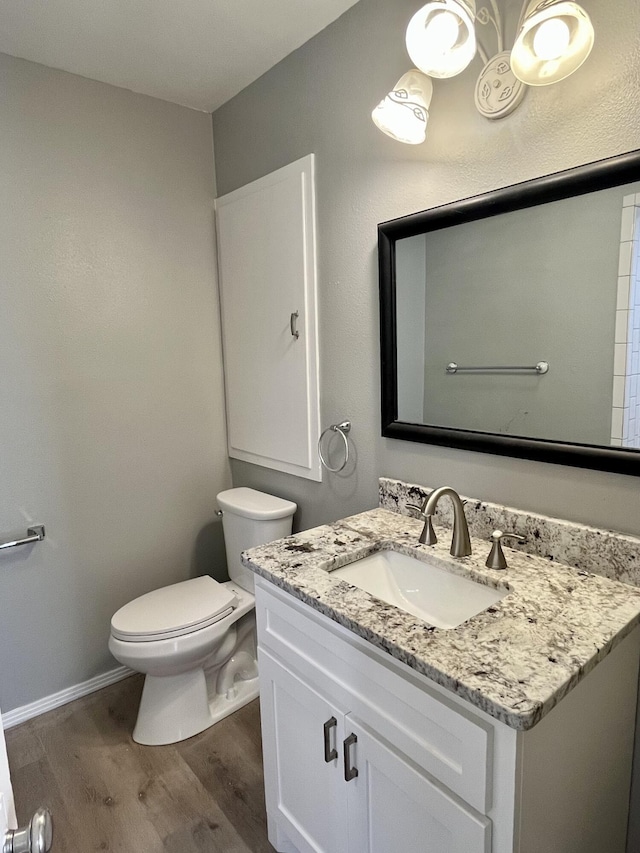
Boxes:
[3,807,53,853]
[343,733,358,782]
[290,311,300,340]
[323,717,338,763]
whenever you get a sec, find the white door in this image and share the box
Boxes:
[258,650,348,853]
[345,718,491,853]
[0,709,17,835]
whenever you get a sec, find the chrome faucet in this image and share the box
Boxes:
[407,486,472,557]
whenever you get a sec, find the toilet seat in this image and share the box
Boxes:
[111,576,238,642]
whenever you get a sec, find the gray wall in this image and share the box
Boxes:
[212,0,640,537]
[417,184,635,444]
[396,235,426,424]
[0,54,230,713]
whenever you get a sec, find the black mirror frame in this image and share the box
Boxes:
[379,148,640,477]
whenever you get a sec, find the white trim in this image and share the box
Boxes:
[611,201,639,446]
[2,666,134,730]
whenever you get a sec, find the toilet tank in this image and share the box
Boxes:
[217,487,297,593]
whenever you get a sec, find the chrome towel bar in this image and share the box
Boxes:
[446,361,549,375]
[0,525,45,551]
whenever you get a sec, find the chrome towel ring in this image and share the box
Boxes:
[318,421,351,473]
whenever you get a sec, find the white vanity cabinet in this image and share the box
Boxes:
[259,651,489,853]
[255,577,640,853]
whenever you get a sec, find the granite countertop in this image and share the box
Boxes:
[242,507,640,730]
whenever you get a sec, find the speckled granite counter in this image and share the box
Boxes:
[380,477,640,587]
[242,506,640,731]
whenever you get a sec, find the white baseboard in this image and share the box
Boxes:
[2,666,135,730]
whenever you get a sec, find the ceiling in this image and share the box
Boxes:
[0,0,360,112]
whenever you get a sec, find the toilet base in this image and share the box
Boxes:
[132,667,260,746]
[208,675,260,727]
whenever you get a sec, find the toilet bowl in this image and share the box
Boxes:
[108,488,296,745]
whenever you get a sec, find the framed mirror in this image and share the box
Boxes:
[379,149,640,476]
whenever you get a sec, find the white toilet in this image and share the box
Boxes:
[108,487,297,745]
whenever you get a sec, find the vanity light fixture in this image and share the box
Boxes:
[373,0,595,142]
[405,0,478,78]
[510,0,595,85]
[371,70,434,144]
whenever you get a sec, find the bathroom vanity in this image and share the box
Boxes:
[243,480,640,853]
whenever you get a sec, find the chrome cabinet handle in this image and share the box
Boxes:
[3,807,53,853]
[0,526,45,552]
[290,311,300,340]
[343,733,358,782]
[323,717,338,763]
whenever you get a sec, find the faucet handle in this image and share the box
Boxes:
[485,530,526,570]
[419,515,437,546]
[406,502,426,518]
[405,503,437,546]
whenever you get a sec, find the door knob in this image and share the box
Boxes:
[3,808,53,853]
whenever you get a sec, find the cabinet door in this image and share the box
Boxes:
[216,154,321,481]
[344,718,491,853]
[259,650,348,853]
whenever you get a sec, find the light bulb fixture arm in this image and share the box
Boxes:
[476,38,490,66]
[475,0,540,60]
[490,0,504,50]
[515,0,530,32]
[474,1,504,53]
[474,1,506,69]
[475,0,539,59]
[487,0,535,47]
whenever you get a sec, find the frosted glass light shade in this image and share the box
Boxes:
[533,18,571,61]
[511,0,594,86]
[406,0,477,79]
[371,71,434,145]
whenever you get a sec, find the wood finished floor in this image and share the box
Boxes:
[5,675,275,852]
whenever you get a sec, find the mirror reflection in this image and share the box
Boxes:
[395,181,640,449]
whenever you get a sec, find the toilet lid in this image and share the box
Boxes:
[111,576,237,642]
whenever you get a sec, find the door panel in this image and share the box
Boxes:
[259,650,348,853]
[345,719,491,853]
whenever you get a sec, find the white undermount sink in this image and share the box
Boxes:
[332,549,507,629]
